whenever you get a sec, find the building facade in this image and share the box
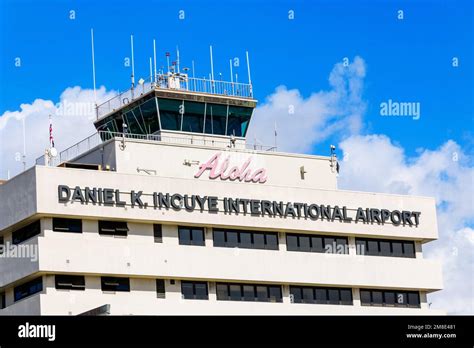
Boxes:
[0,73,443,315]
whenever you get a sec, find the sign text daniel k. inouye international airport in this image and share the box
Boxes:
[56,153,421,227]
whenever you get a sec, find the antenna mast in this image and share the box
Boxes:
[130,34,135,99]
[176,46,180,74]
[209,45,215,81]
[149,57,153,84]
[153,39,157,83]
[90,28,98,120]
[246,50,252,96]
[22,116,26,171]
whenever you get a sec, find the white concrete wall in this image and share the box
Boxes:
[36,221,443,292]
[37,276,444,315]
[31,165,438,241]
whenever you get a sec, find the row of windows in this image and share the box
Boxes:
[216,283,282,302]
[360,289,420,308]
[355,238,415,258]
[3,276,421,309]
[213,229,278,250]
[5,219,417,259]
[287,234,348,254]
[289,286,353,305]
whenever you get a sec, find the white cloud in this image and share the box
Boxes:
[247,56,366,153]
[0,86,116,179]
[338,135,474,314]
[249,56,473,314]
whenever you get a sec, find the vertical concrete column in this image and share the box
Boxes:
[348,236,357,256]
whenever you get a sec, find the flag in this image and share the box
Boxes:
[49,116,55,148]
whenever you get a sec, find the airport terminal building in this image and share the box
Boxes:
[0,72,443,315]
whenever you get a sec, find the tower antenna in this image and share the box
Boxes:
[176,46,180,74]
[90,28,98,120]
[166,52,170,74]
[149,57,153,84]
[246,50,252,96]
[22,116,26,171]
[130,34,135,99]
[209,45,215,81]
[153,39,157,83]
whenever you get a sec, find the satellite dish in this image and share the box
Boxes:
[50,147,58,157]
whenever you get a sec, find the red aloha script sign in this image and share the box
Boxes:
[194,153,267,183]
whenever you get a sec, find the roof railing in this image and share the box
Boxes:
[35,131,275,166]
[96,73,254,119]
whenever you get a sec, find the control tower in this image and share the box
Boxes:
[94,54,256,150]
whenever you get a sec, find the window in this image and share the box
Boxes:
[14,277,43,302]
[55,275,85,290]
[53,218,82,233]
[372,291,383,306]
[290,286,353,305]
[98,221,128,236]
[355,238,415,258]
[181,281,208,300]
[154,224,163,243]
[286,233,348,254]
[408,292,421,308]
[212,229,279,250]
[286,235,298,251]
[101,277,130,292]
[179,227,205,246]
[0,236,4,255]
[360,289,420,308]
[12,220,40,245]
[216,283,282,303]
[156,279,166,298]
[227,106,252,137]
[1,292,5,309]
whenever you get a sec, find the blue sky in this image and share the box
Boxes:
[0,0,472,157]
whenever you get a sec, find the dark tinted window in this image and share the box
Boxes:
[292,286,352,305]
[360,290,371,304]
[181,281,208,300]
[55,275,85,290]
[408,292,420,307]
[367,240,379,255]
[14,277,43,301]
[153,224,163,243]
[213,230,225,247]
[217,283,282,303]
[213,229,278,251]
[286,235,298,251]
[311,236,324,252]
[179,227,205,246]
[253,233,265,249]
[392,242,403,257]
[240,232,252,248]
[12,221,41,245]
[156,279,166,298]
[302,288,315,303]
[53,218,82,233]
[372,291,383,305]
[356,238,415,258]
[379,241,391,255]
[98,221,128,236]
[0,292,5,309]
[101,277,130,292]
[299,236,311,252]
[227,231,239,247]
[360,289,420,308]
[287,233,348,254]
